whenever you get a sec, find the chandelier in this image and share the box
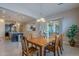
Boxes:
[36,4,46,22]
[37,18,46,22]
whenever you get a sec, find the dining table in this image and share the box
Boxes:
[26,36,56,56]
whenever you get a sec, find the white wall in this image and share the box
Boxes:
[48,7,79,33]
[0,19,5,41]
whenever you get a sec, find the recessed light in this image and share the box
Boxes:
[0,19,4,23]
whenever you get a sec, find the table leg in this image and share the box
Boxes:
[40,47,44,56]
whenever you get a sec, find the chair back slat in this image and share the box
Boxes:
[26,33,32,40]
[58,34,64,47]
[54,35,59,50]
[21,37,29,54]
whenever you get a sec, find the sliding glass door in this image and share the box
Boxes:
[41,20,62,38]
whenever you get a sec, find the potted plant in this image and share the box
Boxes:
[66,25,79,47]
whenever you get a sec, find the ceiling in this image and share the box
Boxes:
[0,3,79,21]
[0,7,36,23]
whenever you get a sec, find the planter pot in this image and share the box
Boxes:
[69,40,75,47]
[70,42,75,47]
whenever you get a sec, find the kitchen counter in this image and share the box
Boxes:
[10,32,23,42]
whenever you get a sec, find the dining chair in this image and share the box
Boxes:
[21,37,39,56]
[58,34,64,54]
[50,33,57,45]
[26,32,32,40]
[44,35,60,56]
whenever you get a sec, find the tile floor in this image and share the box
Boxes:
[0,40,79,56]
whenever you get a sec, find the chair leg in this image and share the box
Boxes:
[62,46,64,51]
[37,51,39,56]
[22,52,24,56]
[57,50,60,56]
[54,51,56,56]
[44,50,46,56]
[22,54,24,56]
[47,50,50,53]
[60,47,62,54]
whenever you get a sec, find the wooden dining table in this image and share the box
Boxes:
[26,37,55,56]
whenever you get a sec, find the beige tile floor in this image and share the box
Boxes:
[46,44,79,56]
[0,40,79,56]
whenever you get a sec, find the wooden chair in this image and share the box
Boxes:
[21,37,39,56]
[48,33,57,48]
[26,33,32,40]
[44,35,60,56]
[58,34,64,54]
